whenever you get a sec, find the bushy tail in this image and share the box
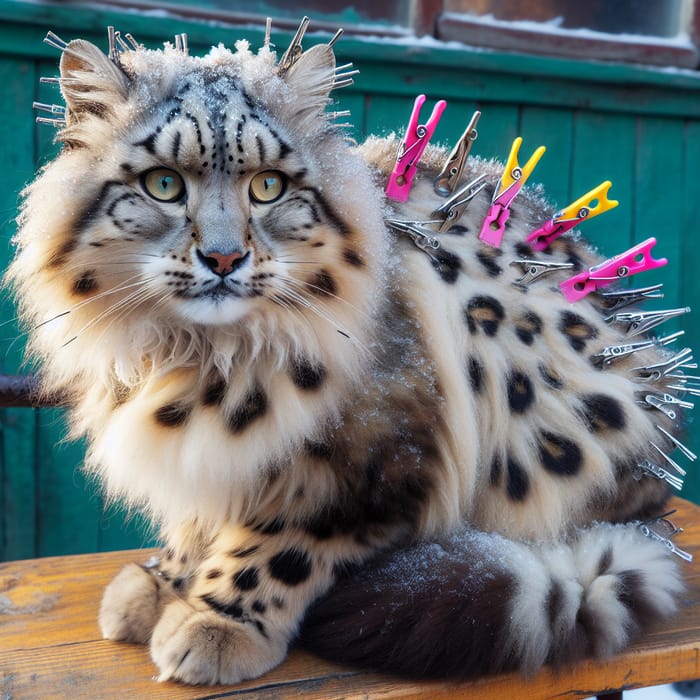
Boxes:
[299,524,683,679]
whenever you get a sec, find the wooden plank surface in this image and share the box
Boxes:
[1,498,700,700]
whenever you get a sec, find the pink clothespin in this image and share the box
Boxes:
[385,94,447,203]
[478,137,546,248]
[526,181,619,251]
[560,237,667,303]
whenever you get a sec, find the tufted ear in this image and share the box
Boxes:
[59,39,130,122]
[281,43,337,126]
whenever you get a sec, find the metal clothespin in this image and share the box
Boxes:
[560,237,667,303]
[509,259,573,288]
[174,33,189,54]
[433,110,481,196]
[590,330,682,368]
[33,101,67,127]
[656,424,697,462]
[333,62,359,90]
[263,17,273,49]
[596,283,664,314]
[432,174,487,232]
[638,512,693,561]
[386,94,447,203]
[40,76,61,85]
[328,28,344,48]
[123,33,141,51]
[638,391,694,420]
[634,460,684,491]
[107,26,121,65]
[385,218,441,253]
[44,31,68,51]
[525,181,618,251]
[608,306,691,337]
[631,347,695,381]
[649,441,687,477]
[478,137,546,248]
[278,16,309,74]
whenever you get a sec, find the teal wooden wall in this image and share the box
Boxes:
[1,1,700,560]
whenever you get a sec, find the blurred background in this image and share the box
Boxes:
[1,0,699,560]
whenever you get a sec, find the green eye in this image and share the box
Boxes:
[249,170,287,204]
[142,168,185,202]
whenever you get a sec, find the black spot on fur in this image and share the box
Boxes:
[254,619,269,638]
[154,402,191,427]
[290,358,326,391]
[252,600,267,614]
[305,440,335,460]
[617,570,660,630]
[228,385,268,432]
[430,249,462,284]
[47,238,79,269]
[546,579,564,628]
[506,455,529,501]
[268,548,312,586]
[308,269,337,297]
[203,377,227,406]
[230,545,260,558]
[539,364,564,389]
[253,518,286,535]
[468,356,485,393]
[205,569,223,580]
[343,248,364,267]
[233,567,260,591]
[476,247,503,277]
[559,311,598,352]
[507,371,535,413]
[597,545,613,576]
[465,296,505,337]
[514,241,535,258]
[445,224,469,236]
[538,432,582,476]
[201,593,244,619]
[72,270,98,295]
[490,455,502,486]
[580,393,626,432]
[514,311,543,346]
[135,131,159,155]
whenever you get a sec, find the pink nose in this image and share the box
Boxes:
[197,249,248,276]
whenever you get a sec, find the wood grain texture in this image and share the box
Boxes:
[1,497,699,700]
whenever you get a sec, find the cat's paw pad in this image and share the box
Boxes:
[150,599,287,685]
[99,562,165,644]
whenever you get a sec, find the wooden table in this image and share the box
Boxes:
[2,498,700,700]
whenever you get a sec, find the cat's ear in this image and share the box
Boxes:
[281,44,336,126]
[59,39,129,122]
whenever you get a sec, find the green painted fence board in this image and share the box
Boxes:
[635,117,685,311]
[519,107,574,209]
[679,119,700,505]
[0,54,38,561]
[1,1,700,558]
[569,111,637,255]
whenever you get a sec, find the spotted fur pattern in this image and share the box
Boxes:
[8,31,687,685]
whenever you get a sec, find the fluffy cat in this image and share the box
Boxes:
[7,22,693,685]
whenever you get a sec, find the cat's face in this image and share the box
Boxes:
[12,39,385,356]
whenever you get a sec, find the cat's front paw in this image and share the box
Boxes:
[150,599,287,685]
[100,562,170,644]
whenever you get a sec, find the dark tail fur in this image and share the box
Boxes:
[299,524,682,679]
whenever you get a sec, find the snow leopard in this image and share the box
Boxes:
[7,21,693,686]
